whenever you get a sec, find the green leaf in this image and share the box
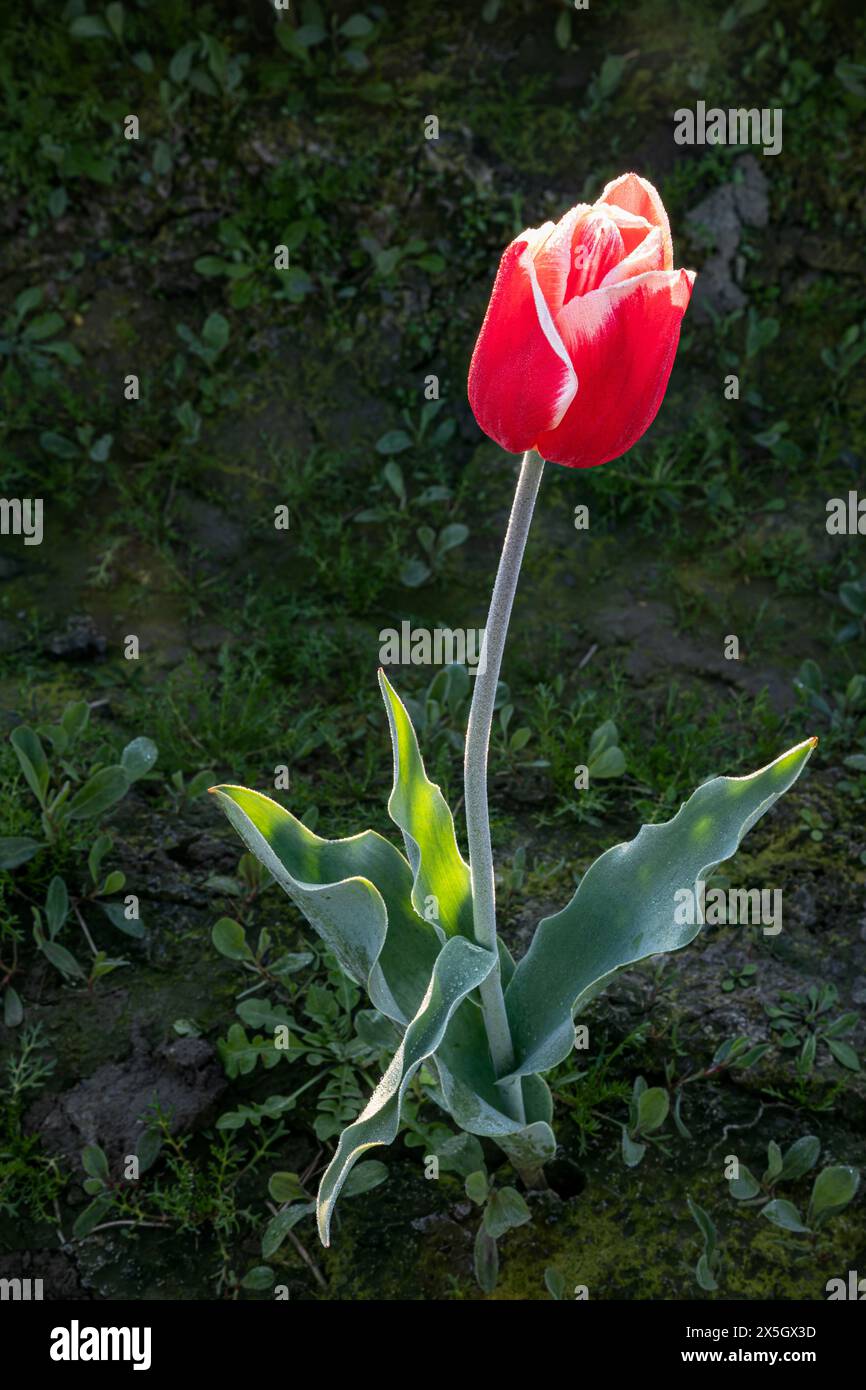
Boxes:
[90,953,129,982]
[434,1002,553,1144]
[504,739,816,1077]
[494,1114,556,1173]
[696,1253,718,1291]
[729,1165,761,1200]
[41,939,85,979]
[210,784,440,1026]
[555,9,572,49]
[105,2,124,38]
[262,1203,315,1258]
[378,670,474,939]
[761,1199,811,1233]
[823,1011,860,1039]
[3,987,23,1027]
[24,312,64,340]
[482,1186,531,1239]
[588,745,626,779]
[120,736,158,781]
[465,1170,488,1205]
[11,726,50,805]
[0,836,43,869]
[588,721,618,759]
[241,1265,275,1291]
[436,523,469,556]
[99,901,144,939]
[69,15,112,39]
[40,431,77,462]
[61,700,89,740]
[636,1086,669,1134]
[779,1135,821,1183]
[316,935,496,1245]
[474,1225,499,1294]
[269,1171,307,1204]
[688,1197,717,1259]
[15,287,42,318]
[136,1128,162,1174]
[73,1193,114,1237]
[218,1022,281,1077]
[271,950,314,980]
[437,1133,485,1178]
[294,24,327,47]
[808,1165,860,1227]
[343,48,369,72]
[376,429,412,455]
[45,876,69,936]
[47,184,69,216]
[672,1089,691,1139]
[825,1039,860,1071]
[340,14,374,38]
[99,870,125,896]
[343,1160,388,1197]
[66,766,130,820]
[194,255,233,277]
[82,1144,109,1182]
[622,1128,646,1167]
[764,1140,784,1184]
[544,1266,565,1299]
[731,1042,772,1069]
[836,58,866,97]
[200,312,230,353]
[800,1032,817,1071]
[400,558,431,587]
[212,916,253,961]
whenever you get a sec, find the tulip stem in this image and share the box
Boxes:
[464,447,545,1124]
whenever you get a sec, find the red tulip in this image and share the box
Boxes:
[468,173,695,469]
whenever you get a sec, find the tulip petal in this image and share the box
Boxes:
[531,204,590,313]
[599,172,673,270]
[601,204,654,257]
[600,225,665,287]
[468,235,578,454]
[535,268,695,469]
[566,209,626,300]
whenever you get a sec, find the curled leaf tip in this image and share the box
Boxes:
[808,735,819,748]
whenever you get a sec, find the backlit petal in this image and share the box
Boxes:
[468,235,578,454]
[535,268,695,468]
[598,172,673,270]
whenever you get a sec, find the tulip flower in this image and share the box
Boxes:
[463,174,694,1113]
[212,170,815,1292]
[468,172,695,470]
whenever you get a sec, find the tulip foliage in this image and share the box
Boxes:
[214,174,813,1258]
[212,674,815,1247]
